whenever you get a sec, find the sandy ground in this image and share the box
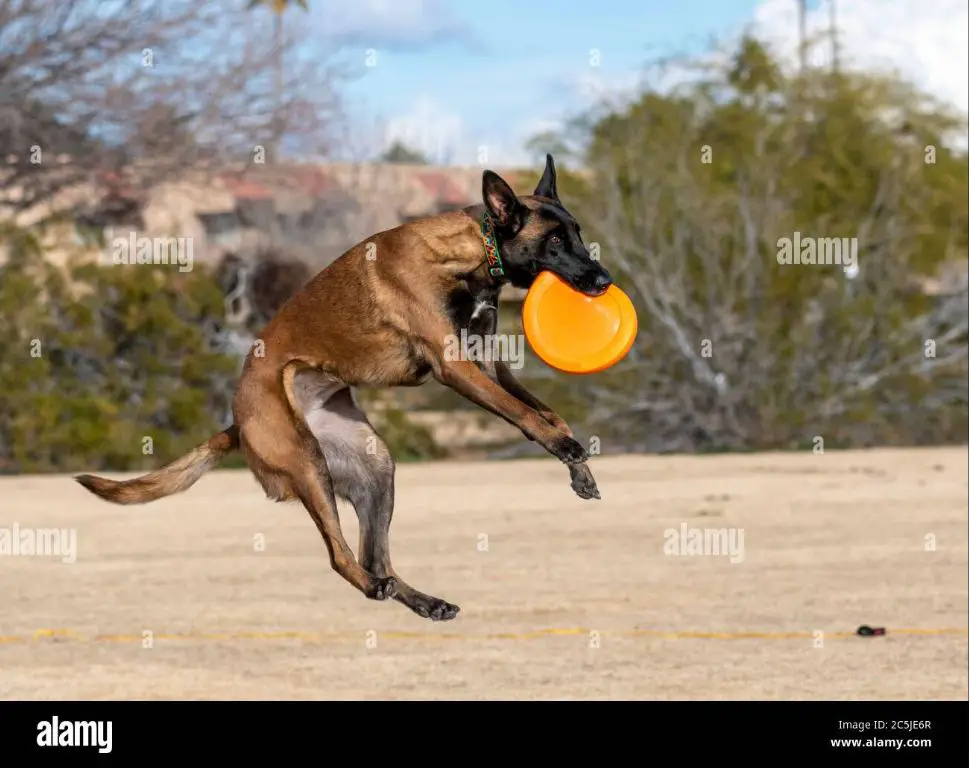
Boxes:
[0,446,966,700]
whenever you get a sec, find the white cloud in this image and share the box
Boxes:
[567,1,968,134]
[751,0,968,117]
[383,96,467,164]
[559,1,969,153]
[382,0,968,166]
[382,96,556,167]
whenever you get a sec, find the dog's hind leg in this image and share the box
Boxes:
[235,368,396,602]
[310,386,460,621]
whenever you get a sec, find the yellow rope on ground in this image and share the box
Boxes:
[0,626,965,645]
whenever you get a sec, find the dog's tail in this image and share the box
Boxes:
[74,425,240,505]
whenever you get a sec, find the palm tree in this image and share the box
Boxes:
[796,0,806,73]
[829,0,840,73]
[247,0,310,160]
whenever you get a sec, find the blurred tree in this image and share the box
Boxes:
[248,0,311,160]
[380,141,430,164]
[1,0,343,224]
[504,36,968,455]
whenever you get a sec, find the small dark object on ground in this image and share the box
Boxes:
[857,625,886,637]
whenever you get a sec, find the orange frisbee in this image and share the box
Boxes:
[522,271,638,374]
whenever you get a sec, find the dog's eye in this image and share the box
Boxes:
[549,234,562,244]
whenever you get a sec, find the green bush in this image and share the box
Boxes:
[0,230,237,474]
[0,230,447,472]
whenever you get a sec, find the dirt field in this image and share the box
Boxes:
[1,446,966,700]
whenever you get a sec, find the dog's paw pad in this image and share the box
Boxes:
[573,483,600,500]
[414,598,460,621]
[569,464,601,499]
[431,600,460,621]
[370,577,398,601]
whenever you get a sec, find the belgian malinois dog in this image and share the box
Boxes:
[76,154,613,621]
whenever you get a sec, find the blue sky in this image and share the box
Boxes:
[286,0,965,166]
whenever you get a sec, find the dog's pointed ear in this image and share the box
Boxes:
[533,153,558,200]
[482,170,524,230]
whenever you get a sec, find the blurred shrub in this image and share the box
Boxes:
[0,230,446,472]
[0,227,237,473]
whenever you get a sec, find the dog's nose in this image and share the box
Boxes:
[593,273,612,290]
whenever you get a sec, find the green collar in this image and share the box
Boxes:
[480,211,505,278]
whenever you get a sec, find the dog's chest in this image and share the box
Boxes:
[446,284,499,336]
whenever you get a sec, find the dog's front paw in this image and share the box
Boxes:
[569,463,600,500]
[552,435,589,465]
